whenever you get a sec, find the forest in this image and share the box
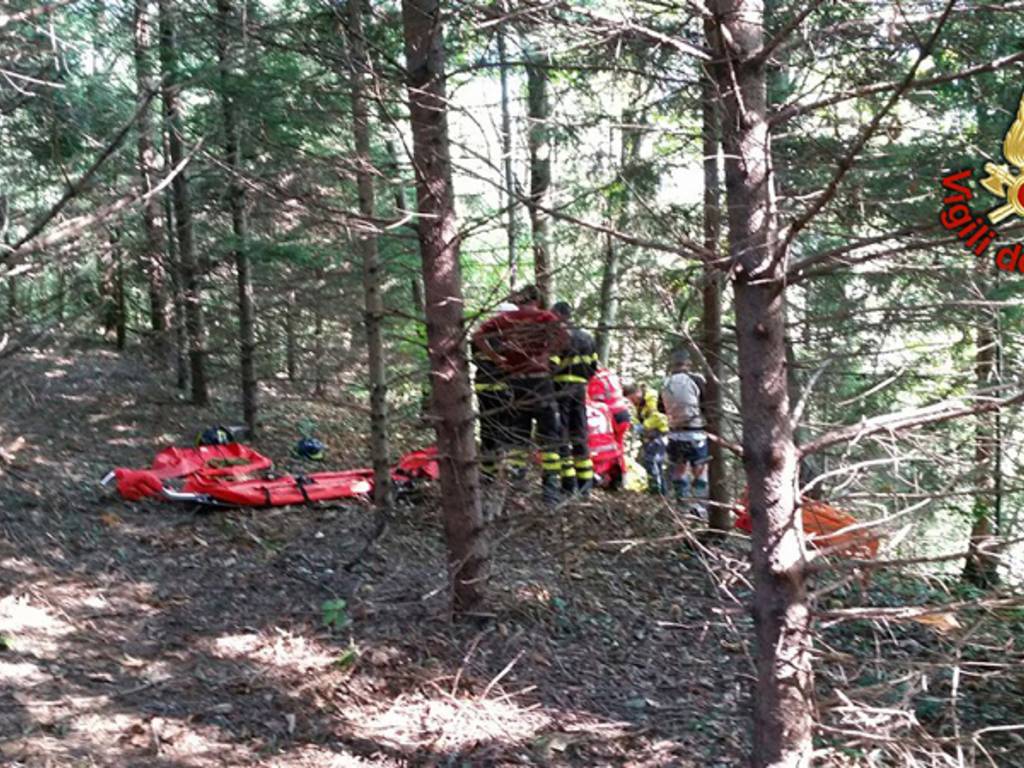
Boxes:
[1,0,1024,766]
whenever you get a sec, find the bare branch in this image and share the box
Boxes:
[774,0,958,263]
[801,388,1024,457]
[749,0,828,69]
[771,49,1024,126]
[0,0,76,31]
[1,88,159,266]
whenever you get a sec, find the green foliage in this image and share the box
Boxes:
[335,641,360,669]
[322,598,350,631]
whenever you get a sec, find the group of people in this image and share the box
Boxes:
[470,283,711,513]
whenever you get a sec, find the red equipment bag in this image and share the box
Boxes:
[109,444,273,501]
[391,446,440,482]
[113,469,166,501]
[149,444,272,479]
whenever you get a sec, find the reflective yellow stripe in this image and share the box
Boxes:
[508,449,528,468]
[554,374,588,383]
[540,451,561,471]
[550,355,562,365]
[560,468,576,478]
[574,457,594,480]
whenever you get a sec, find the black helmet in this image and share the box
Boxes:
[292,437,325,461]
[551,301,572,320]
[196,426,233,446]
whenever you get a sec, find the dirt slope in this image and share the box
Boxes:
[0,342,750,767]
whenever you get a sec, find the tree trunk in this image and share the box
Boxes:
[384,136,407,213]
[401,0,488,612]
[595,230,618,365]
[6,277,16,325]
[498,18,516,289]
[98,249,117,340]
[964,260,1000,586]
[217,0,258,435]
[710,1,812,765]
[285,290,297,382]
[596,113,642,365]
[132,0,170,365]
[349,0,392,509]
[0,196,13,327]
[158,0,208,406]
[312,270,325,398]
[162,190,188,390]
[55,264,65,323]
[112,231,127,351]
[526,50,552,307]
[700,46,729,531]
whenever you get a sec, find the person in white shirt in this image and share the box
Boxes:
[659,349,710,516]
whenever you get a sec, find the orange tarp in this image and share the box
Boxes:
[735,492,880,558]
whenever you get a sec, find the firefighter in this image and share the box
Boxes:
[472,302,517,483]
[624,380,669,495]
[550,301,598,496]
[660,349,709,515]
[587,366,632,450]
[472,284,568,506]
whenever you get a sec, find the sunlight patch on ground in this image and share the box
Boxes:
[105,436,157,448]
[1,714,261,768]
[56,393,95,403]
[209,628,339,675]
[0,660,48,684]
[265,745,380,766]
[351,693,552,754]
[0,594,73,637]
[513,581,553,605]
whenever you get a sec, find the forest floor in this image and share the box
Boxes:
[2,340,1023,767]
[0,340,752,767]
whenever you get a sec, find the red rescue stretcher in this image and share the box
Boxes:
[106,408,625,508]
[184,469,374,506]
[104,445,440,507]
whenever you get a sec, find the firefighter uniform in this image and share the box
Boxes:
[472,340,511,482]
[551,327,598,495]
[473,302,568,505]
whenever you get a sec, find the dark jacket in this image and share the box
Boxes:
[551,327,598,386]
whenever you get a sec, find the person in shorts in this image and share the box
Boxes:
[660,349,710,515]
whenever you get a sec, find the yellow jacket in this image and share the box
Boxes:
[636,388,668,433]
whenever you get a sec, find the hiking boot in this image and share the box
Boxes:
[673,479,691,502]
[542,474,561,507]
